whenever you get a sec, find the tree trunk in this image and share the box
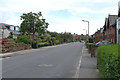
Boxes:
[32,32,35,48]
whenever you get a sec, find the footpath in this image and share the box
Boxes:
[78,46,99,78]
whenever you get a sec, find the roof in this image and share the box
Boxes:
[0,23,6,29]
[108,15,118,26]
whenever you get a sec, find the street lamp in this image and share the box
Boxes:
[82,20,89,42]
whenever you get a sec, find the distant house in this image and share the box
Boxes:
[0,23,20,39]
[73,33,81,42]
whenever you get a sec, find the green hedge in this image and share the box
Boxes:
[38,42,50,47]
[97,44,120,79]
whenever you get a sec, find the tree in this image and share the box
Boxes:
[20,12,49,41]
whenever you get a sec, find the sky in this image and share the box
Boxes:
[0,0,119,35]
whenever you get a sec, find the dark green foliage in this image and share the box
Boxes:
[49,32,73,43]
[20,12,49,40]
[7,35,13,39]
[16,35,31,44]
[97,45,120,79]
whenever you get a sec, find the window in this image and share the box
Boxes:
[16,27,19,31]
[10,26,14,30]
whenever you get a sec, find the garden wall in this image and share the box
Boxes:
[1,45,31,53]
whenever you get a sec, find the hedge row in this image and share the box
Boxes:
[97,44,120,79]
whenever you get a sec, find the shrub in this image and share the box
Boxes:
[7,35,13,39]
[56,40,60,44]
[51,37,56,43]
[38,42,50,47]
[1,40,9,44]
[46,36,52,43]
[3,41,16,47]
[18,42,26,45]
[97,44,120,79]
[16,35,31,44]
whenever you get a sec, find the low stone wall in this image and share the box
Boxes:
[1,45,31,53]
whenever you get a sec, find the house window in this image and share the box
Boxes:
[5,25,10,30]
[10,26,14,30]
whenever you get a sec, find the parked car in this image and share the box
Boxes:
[96,41,112,47]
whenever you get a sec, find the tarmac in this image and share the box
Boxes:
[0,42,99,78]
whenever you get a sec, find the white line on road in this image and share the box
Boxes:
[74,46,84,78]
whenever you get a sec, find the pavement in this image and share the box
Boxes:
[78,46,99,78]
[1,42,99,78]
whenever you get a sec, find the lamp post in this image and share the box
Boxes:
[82,20,89,42]
[83,29,87,35]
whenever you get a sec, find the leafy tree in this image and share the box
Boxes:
[20,12,49,41]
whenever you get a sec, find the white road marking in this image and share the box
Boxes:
[74,46,84,78]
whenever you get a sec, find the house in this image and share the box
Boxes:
[95,30,100,43]
[116,18,120,44]
[116,1,120,44]
[73,33,80,42]
[0,23,20,39]
[95,15,118,43]
[103,15,118,43]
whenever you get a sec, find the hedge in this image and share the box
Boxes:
[97,44,120,79]
[16,35,31,44]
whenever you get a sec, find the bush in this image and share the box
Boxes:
[56,40,60,44]
[7,35,13,39]
[3,41,16,47]
[18,42,26,45]
[38,42,49,47]
[16,35,31,44]
[97,44,120,78]
[46,36,52,43]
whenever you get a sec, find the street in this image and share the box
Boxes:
[2,42,84,78]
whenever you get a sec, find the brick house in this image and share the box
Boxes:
[73,33,81,42]
[95,15,118,43]
[103,15,118,43]
[95,30,100,43]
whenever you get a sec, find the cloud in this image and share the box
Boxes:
[0,0,119,35]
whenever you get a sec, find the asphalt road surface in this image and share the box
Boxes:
[2,42,84,78]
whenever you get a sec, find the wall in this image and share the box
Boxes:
[3,29,10,38]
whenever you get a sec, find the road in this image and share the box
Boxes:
[2,42,84,78]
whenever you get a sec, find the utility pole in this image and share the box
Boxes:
[82,20,90,42]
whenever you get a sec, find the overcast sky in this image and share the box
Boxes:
[0,0,119,35]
